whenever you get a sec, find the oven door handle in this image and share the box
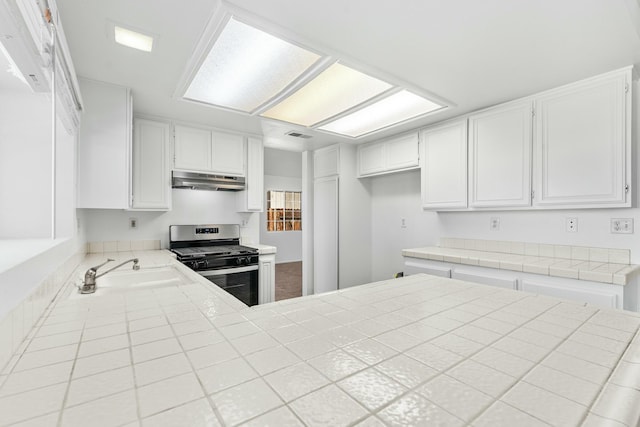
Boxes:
[198,265,259,277]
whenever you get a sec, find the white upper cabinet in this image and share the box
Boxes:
[237,137,264,212]
[420,120,468,209]
[468,100,533,208]
[173,125,245,176]
[132,118,171,210]
[314,145,340,179]
[358,143,385,176]
[534,68,631,208]
[77,79,132,209]
[174,125,211,172]
[357,133,419,178]
[211,131,245,176]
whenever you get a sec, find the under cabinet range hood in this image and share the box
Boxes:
[171,171,245,191]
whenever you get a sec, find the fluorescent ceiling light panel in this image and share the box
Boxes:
[319,90,443,137]
[114,26,154,52]
[261,62,392,126]
[184,18,320,113]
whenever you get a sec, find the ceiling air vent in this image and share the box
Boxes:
[286,131,312,139]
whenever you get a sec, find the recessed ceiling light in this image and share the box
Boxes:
[261,62,393,127]
[114,26,154,52]
[184,17,320,113]
[179,11,448,137]
[318,90,444,137]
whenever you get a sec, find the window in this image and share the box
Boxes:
[267,190,301,231]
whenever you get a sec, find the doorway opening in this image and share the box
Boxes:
[260,148,303,301]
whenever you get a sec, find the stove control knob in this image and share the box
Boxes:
[235,258,242,266]
[186,261,198,270]
[197,260,208,269]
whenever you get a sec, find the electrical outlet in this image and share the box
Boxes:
[490,217,500,231]
[401,218,407,228]
[129,218,137,229]
[611,218,634,234]
[240,219,249,228]
[566,217,578,233]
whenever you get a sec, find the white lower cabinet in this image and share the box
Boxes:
[403,256,631,310]
[404,258,451,278]
[132,118,171,210]
[259,254,275,304]
[520,278,619,309]
[451,268,518,290]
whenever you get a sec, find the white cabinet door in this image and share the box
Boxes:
[404,258,452,278]
[314,145,340,178]
[535,69,630,207]
[421,120,468,209]
[212,131,245,176]
[132,119,171,210]
[77,78,131,209]
[237,137,264,212]
[451,269,518,290]
[521,279,618,309]
[313,176,339,293]
[358,143,385,176]
[259,253,276,304]
[174,125,211,171]
[357,133,419,177]
[469,101,532,208]
[385,133,419,171]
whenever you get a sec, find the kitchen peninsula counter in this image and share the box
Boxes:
[1,250,639,426]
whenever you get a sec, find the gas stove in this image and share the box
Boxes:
[169,224,259,306]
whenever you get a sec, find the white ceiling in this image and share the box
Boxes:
[57,0,640,151]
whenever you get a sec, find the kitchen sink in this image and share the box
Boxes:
[68,265,189,299]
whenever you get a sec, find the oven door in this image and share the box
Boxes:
[199,265,259,306]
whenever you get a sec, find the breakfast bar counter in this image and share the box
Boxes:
[1,250,639,426]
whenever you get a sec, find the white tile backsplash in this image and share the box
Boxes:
[87,240,161,253]
[438,237,633,276]
[0,249,84,375]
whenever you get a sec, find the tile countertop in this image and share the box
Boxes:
[243,243,277,255]
[2,251,640,426]
[403,246,640,285]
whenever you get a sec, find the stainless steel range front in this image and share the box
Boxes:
[169,224,259,306]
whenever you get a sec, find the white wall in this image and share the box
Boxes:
[0,91,52,238]
[260,175,302,263]
[56,119,78,238]
[264,147,302,178]
[338,144,373,288]
[370,170,440,281]
[82,189,259,247]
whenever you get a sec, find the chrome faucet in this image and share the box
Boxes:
[80,258,140,294]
